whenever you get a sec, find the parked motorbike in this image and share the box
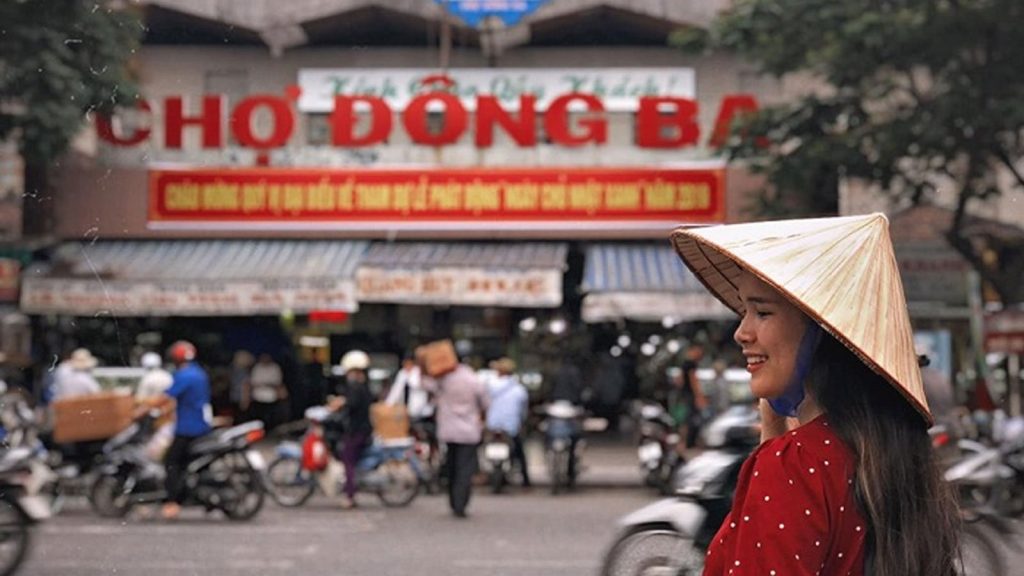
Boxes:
[0,446,53,576]
[266,406,421,507]
[635,401,683,495]
[483,429,515,494]
[945,434,1024,518]
[601,404,760,575]
[89,417,267,521]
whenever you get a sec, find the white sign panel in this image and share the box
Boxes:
[20,278,358,316]
[356,267,562,307]
[298,68,697,113]
[582,291,734,323]
[895,243,971,305]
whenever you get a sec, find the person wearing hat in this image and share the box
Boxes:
[51,348,101,400]
[331,350,374,509]
[672,214,959,576]
[161,340,212,520]
[485,357,531,488]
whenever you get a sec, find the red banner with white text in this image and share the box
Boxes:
[148,167,725,231]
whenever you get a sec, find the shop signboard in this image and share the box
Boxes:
[148,166,725,231]
[434,0,550,27]
[297,68,695,112]
[19,277,358,316]
[985,309,1024,354]
[582,291,734,324]
[894,242,970,306]
[356,266,562,308]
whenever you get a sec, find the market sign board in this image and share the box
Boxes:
[297,68,696,113]
[148,167,725,232]
[357,267,562,308]
[986,310,1024,354]
[434,0,550,27]
[894,242,971,306]
[20,278,358,317]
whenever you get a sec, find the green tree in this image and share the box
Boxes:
[0,0,141,235]
[677,0,1024,304]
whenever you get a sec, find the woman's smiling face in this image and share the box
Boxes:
[733,271,811,399]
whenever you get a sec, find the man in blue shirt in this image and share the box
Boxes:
[161,340,211,520]
[486,357,530,488]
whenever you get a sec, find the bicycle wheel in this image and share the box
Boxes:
[266,456,316,507]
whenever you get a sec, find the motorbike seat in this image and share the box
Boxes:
[189,421,263,456]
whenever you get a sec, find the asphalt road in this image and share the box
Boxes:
[25,486,655,576]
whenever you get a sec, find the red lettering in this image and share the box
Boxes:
[403,92,468,146]
[230,94,295,148]
[165,95,223,149]
[96,100,152,146]
[544,93,606,146]
[475,95,536,148]
[710,94,760,148]
[635,97,699,148]
[331,96,392,146]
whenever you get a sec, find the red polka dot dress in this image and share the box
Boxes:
[703,416,866,576]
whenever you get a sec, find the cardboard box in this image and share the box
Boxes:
[52,391,136,443]
[417,339,458,377]
[370,403,410,440]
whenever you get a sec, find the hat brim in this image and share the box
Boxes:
[671,227,933,426]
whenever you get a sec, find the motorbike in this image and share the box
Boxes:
[483,429,515,494]
[0,446,53,576]
[266,406,421,507]
[944,434,1024,518]
[89,416,267,521]
[410,416,443,494]
[635,401,683,495]
[539,401,608,494]
[601,404,760,576]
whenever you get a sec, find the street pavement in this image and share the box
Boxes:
[23,436,1024,575]
[27,484,653,576]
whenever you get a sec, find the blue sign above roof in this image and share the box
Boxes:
[434,0,550,28]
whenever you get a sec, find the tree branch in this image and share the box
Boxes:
[995,146,1024,189]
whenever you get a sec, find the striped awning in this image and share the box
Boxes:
[21,240,369,316]
[357,242,568,307]
[581,243,732,323]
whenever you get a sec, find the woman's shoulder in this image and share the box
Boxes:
[750,416,855,486]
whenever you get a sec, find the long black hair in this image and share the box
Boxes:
[807,333,960,576]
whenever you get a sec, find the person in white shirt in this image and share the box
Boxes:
[385,357,434,421]
[52,348,101,400]
[249,353,287,430]
[135,351,175,460]
[136,352,173,399]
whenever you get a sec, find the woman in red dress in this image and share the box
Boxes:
[671,214,960,576]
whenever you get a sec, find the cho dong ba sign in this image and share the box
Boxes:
[98,68,759,151]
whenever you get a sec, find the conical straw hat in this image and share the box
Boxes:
[670,213,931,425]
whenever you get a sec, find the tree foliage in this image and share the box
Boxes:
[678,0,1024,303]
[0,0,141,164]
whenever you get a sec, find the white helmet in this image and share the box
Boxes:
[141,352,163,369]
[339,350,370,373]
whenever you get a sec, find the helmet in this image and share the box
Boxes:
[339,350,370,373]
[141,352,163,369]
[168,340,197,364]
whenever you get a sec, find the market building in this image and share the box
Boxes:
[13,0,1023,414]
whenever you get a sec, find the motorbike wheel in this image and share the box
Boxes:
[0,496,30,576]
[376,460,420,508]
[548,450,569,495]
[266,457,316,508]
[602,525,704,576]
[89,475,134,518]
[490,466,506,494]
[957,522,1004,576]
[220,458,265,522]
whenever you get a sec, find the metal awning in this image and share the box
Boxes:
[356,242,568,308]
[21,240,369,316]
[580,243,733,323]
